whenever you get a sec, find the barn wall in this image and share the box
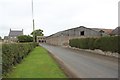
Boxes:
[46,26,107,46]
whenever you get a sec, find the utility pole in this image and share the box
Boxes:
[32,0,35,42]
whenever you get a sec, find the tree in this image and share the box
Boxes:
[17,35,33,42]
[31,29,44,42]
[0,36,1,40]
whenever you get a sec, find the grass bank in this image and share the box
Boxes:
[6,46,67,78]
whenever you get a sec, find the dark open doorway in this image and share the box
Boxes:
[80,31,84,36]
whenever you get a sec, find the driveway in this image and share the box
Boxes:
[40,43,118,78]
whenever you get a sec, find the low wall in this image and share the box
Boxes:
[46,36,89,46]
[67,46,119,58]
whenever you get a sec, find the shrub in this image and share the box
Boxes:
[87,38,97,50]
[69,39,79,48]
[69,38,96,49]
[94,36,119,53]
[17,35,33,42]
[2,42,38,75]
[69,36,120,53]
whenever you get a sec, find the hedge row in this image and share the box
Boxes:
[69,36,120,53]
[17,35,33,42]
[2,42,38,75]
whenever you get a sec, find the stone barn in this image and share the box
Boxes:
[46,26,109,46]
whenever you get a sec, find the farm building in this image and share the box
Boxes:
[45,26,109,46]
[37,36,46,43]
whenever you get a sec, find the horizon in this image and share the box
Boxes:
[1,26,117,39]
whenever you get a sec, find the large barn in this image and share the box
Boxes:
[45,26,109,46]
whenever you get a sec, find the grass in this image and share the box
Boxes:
[6,46,67,78]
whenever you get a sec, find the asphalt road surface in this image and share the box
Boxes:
[40,43,118,78]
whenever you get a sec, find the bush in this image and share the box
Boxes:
[69,38,96,49]
[2,42,38,75]
[69,36,120,53]
[17,35,33,42]
[94,36,119,53]
[87,38,97,50]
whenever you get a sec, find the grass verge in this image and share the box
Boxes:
[6,46,67,78]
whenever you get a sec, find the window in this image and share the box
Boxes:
[80,31,84,36]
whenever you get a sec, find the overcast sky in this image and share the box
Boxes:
[0,0,119,38]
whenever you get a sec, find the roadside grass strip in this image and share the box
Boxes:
[6,46,67,78]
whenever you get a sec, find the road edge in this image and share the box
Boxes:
[46,50,80,78]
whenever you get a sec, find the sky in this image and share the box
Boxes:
[0,0,119,38]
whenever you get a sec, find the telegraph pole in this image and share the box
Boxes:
[32,0,35,42]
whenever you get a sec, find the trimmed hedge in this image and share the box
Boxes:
[2,42,38,75]
[69,36,120,53]
[17,35,33,42]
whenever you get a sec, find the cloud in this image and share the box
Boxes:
[0,0,119,38]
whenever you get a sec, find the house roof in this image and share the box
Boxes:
[102,29,113,34]
[9,29,23,37]
[91,28,113,34]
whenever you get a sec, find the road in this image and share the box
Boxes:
[40,43,118,78]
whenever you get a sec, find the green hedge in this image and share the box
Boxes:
[69,36,120,53]
[17,35,33,42]
[2,42,38,75]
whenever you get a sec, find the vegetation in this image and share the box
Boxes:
[2,42,38,75]
[6,47,67,78]
[69,36,120,53]
[17,35,33,42]
[31,29,44,42]
[0,42,2,64]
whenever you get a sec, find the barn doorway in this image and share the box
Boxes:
[80,31,84,36]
